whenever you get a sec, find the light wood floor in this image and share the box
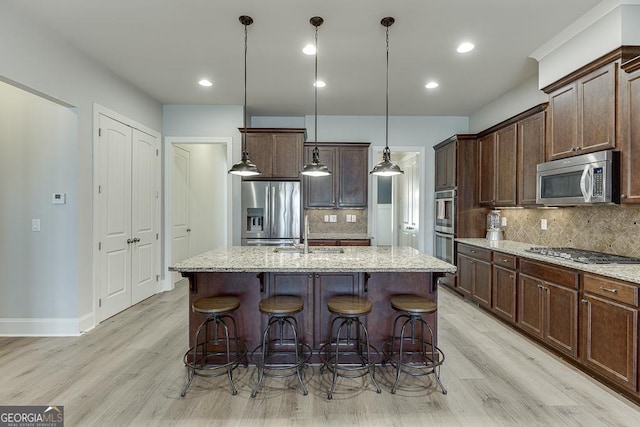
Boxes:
[1,283,639,426]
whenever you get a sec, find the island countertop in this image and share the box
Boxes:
[169,245,457,274]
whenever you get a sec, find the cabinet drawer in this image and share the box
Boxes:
[493,252,517,270]
[584,274,638,306]
[520,259,579,289]
[457,244,492,262]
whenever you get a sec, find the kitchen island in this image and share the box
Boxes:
[169,246,456,356]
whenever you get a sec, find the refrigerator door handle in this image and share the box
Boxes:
[264,185,271,238]
[271,184,276,236]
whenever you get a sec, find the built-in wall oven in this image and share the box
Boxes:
[434,189,456,264]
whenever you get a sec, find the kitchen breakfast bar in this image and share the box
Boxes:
[169,246,456,356]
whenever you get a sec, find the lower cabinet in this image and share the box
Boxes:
[492,253,517,323]
[518,260,579,359]
[581,274,638,392]
[457,244,492,308]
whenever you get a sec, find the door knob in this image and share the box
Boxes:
[127,238,133,244]
[187,228,192,233]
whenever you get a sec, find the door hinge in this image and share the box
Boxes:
[99,298,102,307]
[98,185,102,194]
[156,274,160,282]
[156,233,159,240]
[98,128,102,137]
[98,242,102,250]
[156,149,159,156]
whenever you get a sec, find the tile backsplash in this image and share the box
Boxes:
[305,209,368,235]
[500,206,640,257]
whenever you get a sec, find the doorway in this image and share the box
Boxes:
[164,137,233,290]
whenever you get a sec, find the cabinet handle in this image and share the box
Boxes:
[581,299,588,305]
[308,274,312,279]
[537,284,544,289]
[621,194,627,199]
[509,275,514,279]
[470,250,476,253]
[599,286,618,294]
[501,259,508,262]
[316,273,319,278]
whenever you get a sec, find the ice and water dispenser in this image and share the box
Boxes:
[246,208,264,232]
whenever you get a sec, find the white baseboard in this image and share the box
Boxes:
[0,317,84,336]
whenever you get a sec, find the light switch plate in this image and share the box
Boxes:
[541,218,548,230]
[501,216,507,227]
[52,192,66,204]
[330,215,337,223]
[32,219,40,232]
[324,215,329,222]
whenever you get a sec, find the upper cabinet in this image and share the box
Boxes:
[477,105,546,208]
[546,62,616,160]
[434,141,456,190]
[620,56,640,204]
[303,142,369,209]
[241,128,305,180]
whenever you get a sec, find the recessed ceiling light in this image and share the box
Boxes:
[425,81,439,89]
[314,80,326,88]
[457,42,475,53]
[198,79,213,87]
[303,44,316,55]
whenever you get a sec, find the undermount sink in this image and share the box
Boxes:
[273,247,344,254]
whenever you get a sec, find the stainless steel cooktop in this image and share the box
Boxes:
[525,247,640,264]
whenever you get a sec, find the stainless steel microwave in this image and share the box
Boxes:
[536,150,619,206]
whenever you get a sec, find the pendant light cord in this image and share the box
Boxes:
[385,24,389,151]
[243,21,248,154]
[314,24,318,146]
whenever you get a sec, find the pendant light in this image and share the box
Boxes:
[229,15,262,176]
[301,16,332,177]
[370,17,404,177]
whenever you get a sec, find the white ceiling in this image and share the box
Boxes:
[9,0,602,117]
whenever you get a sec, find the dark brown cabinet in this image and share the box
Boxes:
[620,56,640,204]
[546,62,617,160]
[518,260,579,359]
[478,125,517,206]
[457,244,492,308]
[434,140,456,190]
[492,253,517,323]
[242,128,305,179]
[314,272,361,348]
[517,111,545,205]
[303,143,369,209]
[267,272,314,348]
[581,274,638,392]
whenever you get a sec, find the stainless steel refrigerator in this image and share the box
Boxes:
[241,181,301,246]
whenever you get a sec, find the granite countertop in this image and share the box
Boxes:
[456,238,640,285]
[169,246,456,274]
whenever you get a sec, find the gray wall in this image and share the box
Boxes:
[0,2,162,334]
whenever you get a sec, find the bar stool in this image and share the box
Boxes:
[320,295,381,400]
[251,295,311,397]
[181,296,247,396]
[383,295,447,395]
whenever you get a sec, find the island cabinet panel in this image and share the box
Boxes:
[267,272,315,350]
[364,272,437,352]
[581,274,638,392]
[186,273,264,350]
[314,272,361,349]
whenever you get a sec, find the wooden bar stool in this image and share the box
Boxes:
[181,296,247,396]
[383,295,447,394]
[320,295,381,400]
[251,295,311,397]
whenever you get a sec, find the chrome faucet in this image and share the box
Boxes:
[303,214,309,254]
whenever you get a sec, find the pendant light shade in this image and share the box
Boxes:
[301,16,331,177]
[370,17,404,177]
[229,15,262,177]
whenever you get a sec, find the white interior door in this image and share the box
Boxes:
[171,145,190,285]
[97,114,132,320]
[131,128,158,304]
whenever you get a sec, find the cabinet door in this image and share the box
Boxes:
[272,133,303,178]
[620,61,640,204]
[518,274,544,338]
[435,142,456,190]
[268,273,314,348]
[578,62,616,154]
[338,146,368,208]
[493,265,517,323]
[517,111,545,205]
[495,124,517,206]
[544,281,578,358]
[478,133,496,205]
[314,272,360,348]
[581,294,638,391]
[473,259,492,308]
[304,146,337,208]
[245,133,274,177]
[548,83,578,160]
[456,253,473,296]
